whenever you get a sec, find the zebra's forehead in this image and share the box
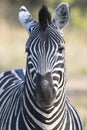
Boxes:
[26,24,65,51]
[29,23,63,38]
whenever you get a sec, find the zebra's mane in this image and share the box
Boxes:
[38,5,51,31]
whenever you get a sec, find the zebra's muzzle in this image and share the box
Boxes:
[34,72,56,108]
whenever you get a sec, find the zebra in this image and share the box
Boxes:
[0,2,83,130]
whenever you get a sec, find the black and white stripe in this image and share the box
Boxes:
[0,3,83,130]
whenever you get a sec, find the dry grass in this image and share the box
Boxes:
[0,20,27,71]
[65,29,87,76]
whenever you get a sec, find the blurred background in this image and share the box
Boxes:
[0,0,87,128]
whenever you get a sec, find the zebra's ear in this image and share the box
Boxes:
[52,2,70,29]
[19,6,36,34]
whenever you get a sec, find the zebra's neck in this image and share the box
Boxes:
[22,68,67,130]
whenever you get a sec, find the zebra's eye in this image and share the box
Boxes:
[58,46,65,54]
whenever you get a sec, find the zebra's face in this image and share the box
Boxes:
[26,26,65,108]
[19,3,70,108]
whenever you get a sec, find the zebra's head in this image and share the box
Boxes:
[19,3,70,109]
